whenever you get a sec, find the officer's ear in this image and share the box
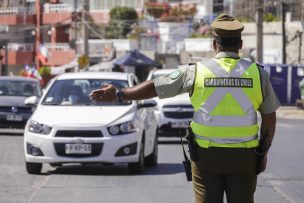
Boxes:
[212,39,217,50]
[238,40,243,49]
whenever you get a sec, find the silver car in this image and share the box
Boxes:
[0,76,42,129]
[146,69,193,136]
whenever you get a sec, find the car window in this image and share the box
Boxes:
[0,80,41,97]
[132,78,139,86]
[41,79,131,106]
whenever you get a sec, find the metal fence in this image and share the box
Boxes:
[266,64,304,105]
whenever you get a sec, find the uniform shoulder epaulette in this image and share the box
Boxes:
[178,63,195,69]
[256,63,265,69]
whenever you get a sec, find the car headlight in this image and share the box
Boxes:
[28,120,52,135]
[108,125,120,135]
[108,121,137,135]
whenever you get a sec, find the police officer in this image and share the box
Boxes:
[90,14,280,203]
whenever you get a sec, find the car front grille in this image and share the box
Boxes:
[163,105,193,108]
[163,112,194,119]
[162,105,193,119]
[0,106,32,114]
[55,130,103,138]
[0,119,27,129]
[54,143,103,158]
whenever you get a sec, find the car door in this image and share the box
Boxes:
[132,76,157,155]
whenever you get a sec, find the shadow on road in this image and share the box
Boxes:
[158,139,187,145]
[0,129,24,136]
[47,162,184,176]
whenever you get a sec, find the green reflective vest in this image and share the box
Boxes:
[190,58,263,148]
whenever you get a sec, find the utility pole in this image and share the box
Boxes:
[282,1,287,64]
[82,0,89,58]
[300,0,304,64]
[0,44,3,76]
[4,42,7,75]
[0,41,8,76]
[298,31,302,64]
[73,0,78,48]
[35,0,41,69]
[229,0,233,16]
[256,0,263,63]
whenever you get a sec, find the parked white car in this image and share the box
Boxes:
[147,69,193,136]
[24,72,158,174]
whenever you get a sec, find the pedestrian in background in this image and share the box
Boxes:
[90,14,280,203]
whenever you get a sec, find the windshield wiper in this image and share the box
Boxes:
[42,102,60,105]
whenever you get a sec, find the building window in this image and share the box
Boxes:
[213,0,224,14]
[90,0,143,10]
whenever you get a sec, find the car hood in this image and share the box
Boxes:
[154,93,191,106]
[31,105,135,126]
[0,96,28,107]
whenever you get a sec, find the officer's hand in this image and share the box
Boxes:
[89,84,117,102]
[259,155,268,173]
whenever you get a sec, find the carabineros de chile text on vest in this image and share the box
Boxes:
[204,77,253,88]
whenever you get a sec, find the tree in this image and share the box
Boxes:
[106,7,138,39]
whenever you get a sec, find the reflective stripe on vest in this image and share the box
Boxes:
[193,59,256,127]
[194,134,258,144]
[192,58,260,145]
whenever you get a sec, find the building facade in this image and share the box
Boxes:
[0,0,145,75]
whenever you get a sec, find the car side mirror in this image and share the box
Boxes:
[24,96,39,106]
[138,99,157,108]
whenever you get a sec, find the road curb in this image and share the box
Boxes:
[276,106,304,119]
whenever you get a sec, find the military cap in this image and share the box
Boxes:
[211,14,244,38]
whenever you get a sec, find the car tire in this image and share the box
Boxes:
[145,134,158,167]
[128,142,144,174]
[26,162,42,174]
[156,127,163,137]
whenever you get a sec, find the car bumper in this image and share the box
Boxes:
[155,110,192,129]
[24,130,141,164]
[0,113,31,129]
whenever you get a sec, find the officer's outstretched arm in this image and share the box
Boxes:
[90,80,157,102]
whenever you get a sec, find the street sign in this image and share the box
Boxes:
[77,55,89,69]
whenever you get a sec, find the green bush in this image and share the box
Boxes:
[38,66,51,76]
[189,33,211,38]
[236,16,254,22]
[264,13,279,22]
[106,7,138,39]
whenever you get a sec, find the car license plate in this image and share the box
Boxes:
[6,114,22,121]
[171,121,189,128]
[65,144,92,154]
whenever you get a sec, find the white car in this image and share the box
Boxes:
[24,72,158,174]
[147,69,193,136]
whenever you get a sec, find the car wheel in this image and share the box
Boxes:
[128,142,144,174]
[26,162,42,174]
[156,127,163,137]
[145,134,158,167]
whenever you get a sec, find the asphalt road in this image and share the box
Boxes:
[0,116,303,203]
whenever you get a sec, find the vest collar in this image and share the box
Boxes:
[215,52,239,59]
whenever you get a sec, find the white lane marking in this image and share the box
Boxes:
[27,174,50,203]
[261,173,295,203]
[277,123,293,128]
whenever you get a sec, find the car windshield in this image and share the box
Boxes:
[0,80,41,97]
[41,79,131,106]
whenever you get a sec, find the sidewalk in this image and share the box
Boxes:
[276,106,304,119]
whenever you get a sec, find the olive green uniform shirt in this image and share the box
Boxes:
[153,52,280,114]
